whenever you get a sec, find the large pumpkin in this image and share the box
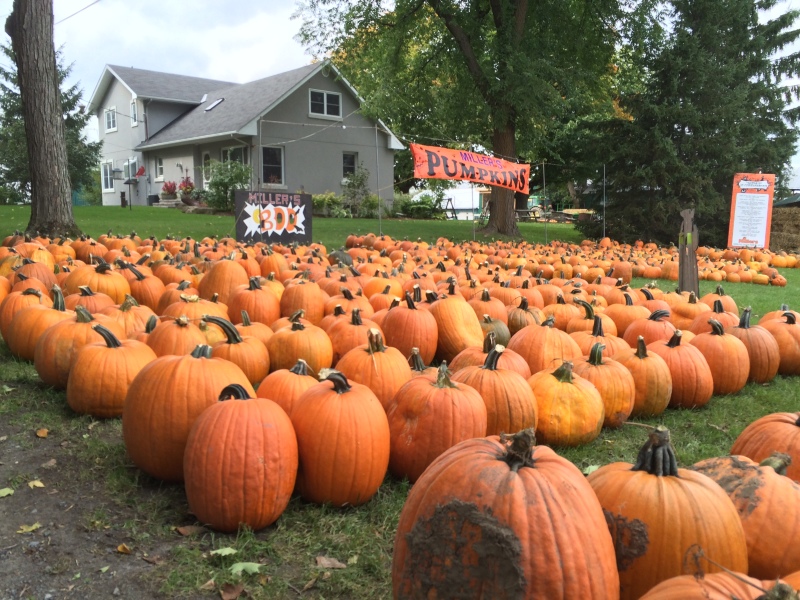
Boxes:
[588,427,749,600]
[392,429,620,599]
[122,345,255,482]
[731,412,800,482]
[647,331,714,409]
[640,572,789,600]
[255,359,317,416]
[689,318,750,396]
[507,316,582,374]
[759,312,800,376]
[725,307,780,384]
[572,342,635,428]
[183,384,298,533]
[612,336,672,418]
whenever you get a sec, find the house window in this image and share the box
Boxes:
[309,90,341,118]
[101,162,115,192]
[155,157,163,180]
[202,152,212,187]
[343,152,357,178]
[262,146,284,186]
[222,146,249,165]
[130,100,138,127]
[124,157,138,180]
[104,107,117,132]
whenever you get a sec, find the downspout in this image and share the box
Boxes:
[375,124,382,234]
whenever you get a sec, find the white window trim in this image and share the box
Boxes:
[104,107,117,132]
[101,161,115,193]
[130,100,138,127]
[308,89,342,121]
[154,157,163,182]
[124,157,138,180]
[222,145,250,165]
[261,145,286,189]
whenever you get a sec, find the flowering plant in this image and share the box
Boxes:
[179,177,195,196]
[161,180,177,195]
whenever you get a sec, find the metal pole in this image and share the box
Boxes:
[602,164,606,238]
[375,124,382,235]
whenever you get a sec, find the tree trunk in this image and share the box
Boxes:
[480,123,520,237]
[6,0,80,238]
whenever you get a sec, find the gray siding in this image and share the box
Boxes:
[144,100,194,138]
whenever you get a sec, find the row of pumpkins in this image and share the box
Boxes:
[1,231,799,599]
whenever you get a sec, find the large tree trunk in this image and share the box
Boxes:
[6,0,80,238]
[480,122,520,237]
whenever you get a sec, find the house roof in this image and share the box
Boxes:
[774,193,800,208]
[87,65,234,113]
[137,63,320,150]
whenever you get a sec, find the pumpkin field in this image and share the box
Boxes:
[2,212,800,599]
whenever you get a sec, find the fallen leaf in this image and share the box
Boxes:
[40,459,57,469]
[117,543,131,554]
[0,435,8,442]
[175,525,207,537]
[199,579,216,591]
[230,562,261,576]
[258,574,271,586]
[316,555,347,569]
[28,480,44,489]
[0,488,13,498]
[583,465,600,476]
[17,522,41,534]
[99,566,109,573]
[36,428,48,438]
[302,577,317,592]
[2,385,15,394]
[220,582,245,600]
[210,547,237,557]
[88,421,99,430]
[141,555,165,565]
[347,555,359,565]
[322,571,331,580]
[72,572,81,580]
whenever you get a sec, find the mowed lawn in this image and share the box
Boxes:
[1,205,799,598]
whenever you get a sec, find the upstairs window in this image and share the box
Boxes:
[309,90,341,118]
[130,100,138,127]
[104,107,117,132]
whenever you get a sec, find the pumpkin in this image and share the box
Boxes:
[256,358,317,416]
[63,260,131,303]
[66,324,157,418]
[507,316,582,375]
[234,309,273,347]
[689,319,750,396]
[327,308,382,365]
[408,347,438,378]
[266,320,333,375]
[428,293,484,363]
[622,309,676,348]
[612,336,672,418]
[335,328,412,409]
[125,264,166,311]
[122,344,256,482]
[5,285,72,360]
[0,288,54,341]
[146,315,207,357]
[669,292,711,330]
[392,429,620,599]
[289,369,389,506]
[699,284,739,315]
[640,572,788,600]
[197,257,249,305]
[183,384,298,533]
[542,295,581,331]
[566,298,618,336]
[506,296,544,335]
[225,276,281,327]
[526,361,605,447]
[759,312,800,376]
[205,315,270,386]
[64,285,116,313]
[588,427,749,600]
[450,344,537,437]
[279,279,326,325]
[479,314,511,346]
[570,314,630,358]
[731,413,800,482]
[692,453,800,580]
[688,299,739,335]
[725,307,780,384]
[99,295,156,338]
[381,291,440,365]
[572,342,635,428]
[604,292,650,337]
[647,331,714,409]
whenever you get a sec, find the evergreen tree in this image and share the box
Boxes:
[577,0,799,246]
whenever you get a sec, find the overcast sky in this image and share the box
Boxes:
[0,0,799,188]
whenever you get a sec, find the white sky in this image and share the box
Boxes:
[0,0,799,187]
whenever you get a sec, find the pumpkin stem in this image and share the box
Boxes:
[482,345,504,371]
[91,324,122,348]
[190,344,213,359]
[289,359,310,376]
[737,307,752,329]
[648,310,670,322]
[319,369,351,394]
[711,299,726,314]
[666,330,683,348]
[51,285,65,312]
[588,343,605,366]
[204,315,243,344]
[218,383,252,401]
[367,328,387,354]
[434,362,457,388]
[574,298,594,320]
[591,315,606,337]
[288,310,305,323]
[631,426,679,477]
[759,452,792,476]
[240,310,252,327]
[144,315,159,333]
[707,319,725,336]
[74,305,94,323]
[542,315,556,329]
[349,307,363,326]
[500,428,537,472]
[77,285,96,297]
[683,545,791,599]
[248,277,263,291]
[552,360,574,383]
[408,348,428,373]
[482,331,497,353]
[635,336,649,359]
[783,311,797,326]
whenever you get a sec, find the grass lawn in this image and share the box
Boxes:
[0,205,585,250]
[1,210,798,598]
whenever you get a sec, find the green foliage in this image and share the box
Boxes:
[312,190,345,217]
[204,160,252,212]
[342,163,373,217]
[0,44,102,199]
[576,0,800,246]
[75,167,102,206]
[396,192,447,220]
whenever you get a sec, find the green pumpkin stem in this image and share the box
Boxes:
[203,315,243,344]
[667,330,683,347]
[144,315,159,333]
[783,312,797,326]
[482,345,504,371]
[288,310,305,323]
[434,362,457,388]
[319,369,351,394]
[591,315,606,337]
[51,285,65,312]
[218,384,252,401]
[737,307,752,329]
[74,305,94,323]
[480,288,491,302]
[240,310,252,327]
[574,298,594,320]
[190,344,213,359]
[291,321,306,332]
[542,315,556,329]
[77,285,96,297]
[91,324,122,349]
[635,336,649,359]
[408,348,428,373]
[588,343,606,366]
[120,294,140,311]
[648,310,670,322]
[631,426,679,477]
[708,319,725,336]
[350,307,363,326]
[248,277,263,291]
[289,359,310,376]
[552,360,574,383]
[500,428,537,472]
[760,453,792,476]
[22,288,43,298]
[367,328,386,353]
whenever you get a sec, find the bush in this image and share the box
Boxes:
[395,193,447,220]
[358,194,380,218]
[342,164,372,216]
[312,191,343,216]
[205,160,252,212]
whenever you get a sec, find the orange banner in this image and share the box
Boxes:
[727,173,775,248]
[411,143,530,194]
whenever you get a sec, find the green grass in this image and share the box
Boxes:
[0,205,583,250]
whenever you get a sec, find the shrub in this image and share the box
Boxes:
[312,191,344,216]
[161,181,177,196]
[205,160,252,212]
[342,164,372,216]
[396,193,446,220]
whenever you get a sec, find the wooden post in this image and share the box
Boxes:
[678,208,699,295]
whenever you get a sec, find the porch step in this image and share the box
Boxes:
[152,199,183,208]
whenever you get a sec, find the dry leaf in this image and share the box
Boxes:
[17,522,41,534]
[199,579,216,591]
[301,577,317,592]
[258,574,271,586]
[0,488,13,498]
[117,543,131,554]
[315,556,347,569]
[220,582,245,600]
[35,428,48,438]
[0,435,8,442]
[40,459,57,469]
[141,555,164,565]
[28,480,44,489]
[88,421,99,430]
[175,525,207,536]
[347,555,359,565]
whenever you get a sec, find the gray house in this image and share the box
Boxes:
[87,62,402,207]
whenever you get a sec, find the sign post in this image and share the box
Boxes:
[727,173,775,248]
[234,190,313,245]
